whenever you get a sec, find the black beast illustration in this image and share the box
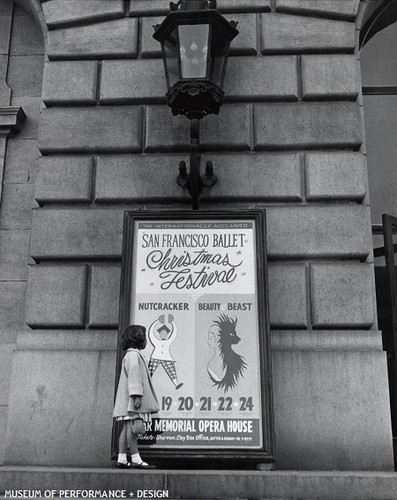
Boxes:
[207,314,247,392]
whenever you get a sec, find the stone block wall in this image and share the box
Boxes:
[0,0,44,465]
[2,0,395,470]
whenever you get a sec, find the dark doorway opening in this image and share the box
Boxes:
[373,215,397,469]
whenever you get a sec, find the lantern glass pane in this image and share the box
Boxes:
[209,28,229,88]
[178,23,209,79]
[164,26,180,86]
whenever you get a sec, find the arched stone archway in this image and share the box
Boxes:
[11,0,47,37]
[360,0,397,48]
[360,0,397,223]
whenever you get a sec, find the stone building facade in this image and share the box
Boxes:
[0,0,394,471]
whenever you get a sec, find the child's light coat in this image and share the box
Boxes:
[113,348,160,417]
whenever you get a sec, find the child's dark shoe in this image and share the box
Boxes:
[114,461,133,469]
[132,460,156,469]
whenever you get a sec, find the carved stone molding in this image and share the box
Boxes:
[0,106,26,137]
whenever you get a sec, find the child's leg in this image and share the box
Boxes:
[126,421,155,468]
[116,422,129,465]
[126,420,138,455]
[118,422,128,453]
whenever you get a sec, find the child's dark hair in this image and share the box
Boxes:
[121,325,146,351]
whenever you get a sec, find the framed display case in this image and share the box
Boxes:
[112,210,274,468]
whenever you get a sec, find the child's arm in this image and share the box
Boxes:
[125,351,143,397]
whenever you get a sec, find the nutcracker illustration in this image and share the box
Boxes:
[148,314,183,389]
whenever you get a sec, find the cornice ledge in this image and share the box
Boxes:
[0,106,26,137]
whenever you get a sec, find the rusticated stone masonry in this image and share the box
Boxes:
[33,0,371,335]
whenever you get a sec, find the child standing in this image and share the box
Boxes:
[113,325,160,469]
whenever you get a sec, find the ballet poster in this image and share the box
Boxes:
[116,211,273,461]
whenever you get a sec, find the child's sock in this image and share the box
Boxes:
[130,453,149,466]
[130,453,142,464]
[117,453,128,464]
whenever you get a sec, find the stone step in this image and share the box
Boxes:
[1,467,397,500]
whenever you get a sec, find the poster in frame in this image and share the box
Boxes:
[112,210,274,468]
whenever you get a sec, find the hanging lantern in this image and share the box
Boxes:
[153,0,238,120]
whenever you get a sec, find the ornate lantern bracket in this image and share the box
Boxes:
[176,118,217,210]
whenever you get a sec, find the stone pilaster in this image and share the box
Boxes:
[0,0,43,466]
